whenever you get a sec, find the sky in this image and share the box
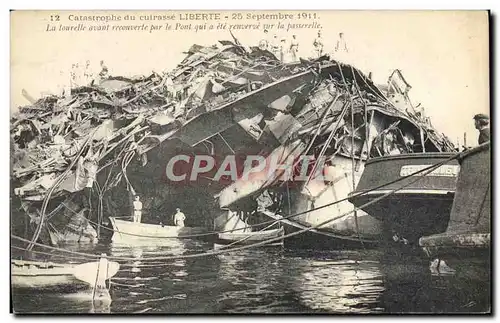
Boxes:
[10,10,489,146]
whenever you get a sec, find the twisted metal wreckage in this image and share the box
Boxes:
[11,37,456,249]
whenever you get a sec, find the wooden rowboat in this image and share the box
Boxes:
[109,217,212,243]
[11,257,120,291]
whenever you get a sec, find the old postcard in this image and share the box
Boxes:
[10,10,491,314]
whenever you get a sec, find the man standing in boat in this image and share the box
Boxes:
[132,195,143,223]
[173,208,186,227]
[474,114,490,144]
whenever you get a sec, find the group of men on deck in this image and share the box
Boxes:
[259,29,349,62]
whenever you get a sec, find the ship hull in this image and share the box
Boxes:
[262,211,378,250]
[349,153,459,244]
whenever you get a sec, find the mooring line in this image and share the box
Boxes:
[10,149,461,263]
[27,129,98,251]
[55,150,461,240]
[10,245,93,261]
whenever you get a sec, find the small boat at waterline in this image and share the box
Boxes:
[109,217,211,242]
[215,227,285,249]
[11,256,120,292]
[262,210,379,249]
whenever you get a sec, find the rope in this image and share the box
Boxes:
[58,150,459,240]
[216,218,283,250]
[10,245,93,261]
[338,65,364,247]
[10,149,461,262]
[354,65,395,108]
[303,100,350,188]
[91,256,101,300]
[303,94,341,155]
[350,65,371,159]
[237,89,343,194]
[27,129,97,251]
[46,195,75,222]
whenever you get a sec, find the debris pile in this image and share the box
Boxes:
[11,37,456,245]
[11,41,301,201]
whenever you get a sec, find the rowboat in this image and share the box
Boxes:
[214,227,285,249]
[109,217,212,243]
[11,256,120,292]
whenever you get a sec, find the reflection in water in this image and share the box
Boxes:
[292,259,384,313]
[11,242,490,314]
[61,292,111,314]
[216,248,298,313]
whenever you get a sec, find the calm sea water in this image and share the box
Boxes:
[11,239,491,314]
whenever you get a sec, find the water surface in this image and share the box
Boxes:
[11,240,491,314]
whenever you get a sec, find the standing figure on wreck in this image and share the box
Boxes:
[384,130,402,155]
[279,38,287,62]
[98,60,109,83]
[270,34,280,59]
[76,147,99,219]
[334,32,349,62]
[259,29,269,51]
[84,60,93,86]
[290,35,299,61]
[132,195,143,223]
[173,208,186,227]
[313,30,324,58]
[79,152,99,190]
[70,64,78,88]
[474,114,490,144]
[335,32,349,53]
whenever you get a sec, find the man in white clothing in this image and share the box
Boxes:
[335,32,349,53]
[290,35,299,61]
[133,195,143,223]
[313,30,324,58]
[173,208,186,227]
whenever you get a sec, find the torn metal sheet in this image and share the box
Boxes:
[171,69,315,147]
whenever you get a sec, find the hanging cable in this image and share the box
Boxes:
[27,128,97,251]
[11,149,461,262]
[350,65,371,160]
[60,150,459,240]
[338,64,364,247]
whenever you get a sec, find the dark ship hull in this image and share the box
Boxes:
[348,153,459,245]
